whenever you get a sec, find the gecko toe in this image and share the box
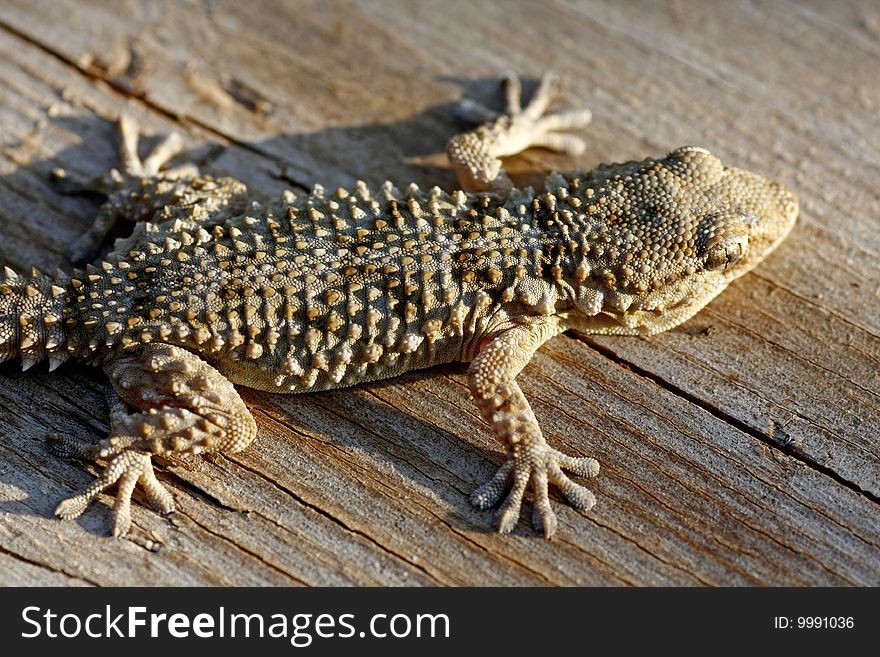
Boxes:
[494,468,530,533]
[46,431,95,458]
[469,459,514,510]
[531,470,558,538]
[549,461,597,511]
[554,451,600,478]
[54,496,90,521]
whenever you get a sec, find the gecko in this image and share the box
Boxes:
[0,74,798,538]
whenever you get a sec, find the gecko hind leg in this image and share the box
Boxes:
[54,344,257,537]
[57,115,239,264]
[447,72,593,193]
[49,385,176,537]
[60,116,198,264]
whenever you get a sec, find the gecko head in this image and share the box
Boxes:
[566,146,798,335]
[671,147,799,286]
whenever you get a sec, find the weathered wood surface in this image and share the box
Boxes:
[0,0,877,586]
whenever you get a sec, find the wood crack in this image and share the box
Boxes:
[0,542,99,586]
[569,333,880,506]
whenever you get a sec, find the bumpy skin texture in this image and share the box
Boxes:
[0,74,798,537]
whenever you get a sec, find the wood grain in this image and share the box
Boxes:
[0,0,876,586]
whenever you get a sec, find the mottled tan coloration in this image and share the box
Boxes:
[0,74,797,538]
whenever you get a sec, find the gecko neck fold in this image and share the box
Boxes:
[0,266,69,371]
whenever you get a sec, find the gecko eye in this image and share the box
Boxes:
[704,237,747,271]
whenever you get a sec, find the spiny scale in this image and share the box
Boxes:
[0,73,797,539]
[0,265,69,372]
[63,176,568,393]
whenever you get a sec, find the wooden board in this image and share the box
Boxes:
[0,0,876,586]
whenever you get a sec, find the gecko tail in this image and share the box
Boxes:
[0,266,70,371]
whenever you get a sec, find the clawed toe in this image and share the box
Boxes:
[520,72,561,120]
[469,459,513,510]
[51,167,114,196]
[555,452,600,478]
[503,73,524,115]
[529,133,588,157]
[46,431,96,458]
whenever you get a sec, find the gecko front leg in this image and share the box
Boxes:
[468,316,599,537]
[54,344,257,536]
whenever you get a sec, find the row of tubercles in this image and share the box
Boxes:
[0,266,69,371]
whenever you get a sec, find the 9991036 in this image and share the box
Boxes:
[773,617,854,629]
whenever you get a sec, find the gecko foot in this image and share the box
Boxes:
[448,72,592,192]
[51,116,194,194]
[456,73,593,157]
[115,114,196,179]
[55,450,175,537]
[470,446,599,538]
[58,116,201,264]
